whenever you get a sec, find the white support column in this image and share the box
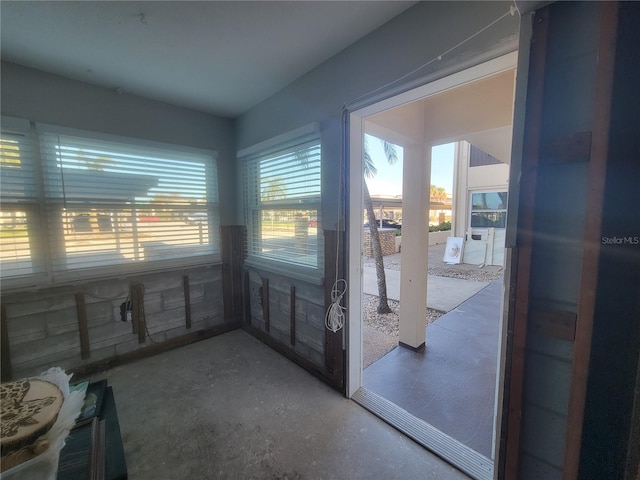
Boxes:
[398,143,431,350]
[453,141,470,238]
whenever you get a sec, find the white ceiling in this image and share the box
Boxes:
[366,68,516,162]
[1,1,415,118]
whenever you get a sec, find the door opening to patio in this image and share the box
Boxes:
[348,52,517,479]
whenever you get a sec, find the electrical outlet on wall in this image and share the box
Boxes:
[120,300,132,322]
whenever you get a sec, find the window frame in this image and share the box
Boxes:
[468,189,509,230]
[0,117,221,290]
[240,124,324,285]
[0,117,49,287]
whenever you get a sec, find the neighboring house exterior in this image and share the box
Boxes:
[453,140,511,266]
[367,138,512,265]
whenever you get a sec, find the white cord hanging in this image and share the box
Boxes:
[344,6,517,109]
[325,279,347,333]
[323,109,349,334]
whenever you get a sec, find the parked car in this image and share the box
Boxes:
[185,212,208,225]
[364,219,402,229]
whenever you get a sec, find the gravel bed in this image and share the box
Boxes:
[428,265,503,283]
[362,294,443,335]
[364,252,504,283]
[362,294,443,368]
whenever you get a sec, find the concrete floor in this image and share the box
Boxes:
[95,330,470,479]
[363,280,503,459]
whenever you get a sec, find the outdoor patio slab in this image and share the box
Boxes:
[362,266,489,312]
[363,279,503,458]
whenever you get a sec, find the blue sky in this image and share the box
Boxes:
[365,135,454,197]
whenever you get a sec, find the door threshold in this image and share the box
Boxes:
[352,387,493,480]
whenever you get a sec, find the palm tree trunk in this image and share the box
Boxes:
[363,181,392,314]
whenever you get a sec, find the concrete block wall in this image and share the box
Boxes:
[2,265,224,379]
[246,268,325,367]
[363,229,396,257]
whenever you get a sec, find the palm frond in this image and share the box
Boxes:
[294,148,310,167]
[364,150,377,179]
[363,136,398,179]
[383,141,399,165]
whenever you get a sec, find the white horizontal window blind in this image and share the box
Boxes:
[242,126,323,271]
[39,131,219,274]
[0,123,39,278]
[0,117,221,286]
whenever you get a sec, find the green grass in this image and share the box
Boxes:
[0,226,28,238]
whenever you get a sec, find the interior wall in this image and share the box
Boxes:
[0,62,237,225]
[0,62,237,379]
[235,0,519,383]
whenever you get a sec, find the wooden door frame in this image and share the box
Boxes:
[498,7,548,479]
[499,3,621,478]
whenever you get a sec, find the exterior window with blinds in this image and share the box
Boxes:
[0,119,39,279]
[241,125,323,278]
[0,116,220,286]
[470,191,508,229]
